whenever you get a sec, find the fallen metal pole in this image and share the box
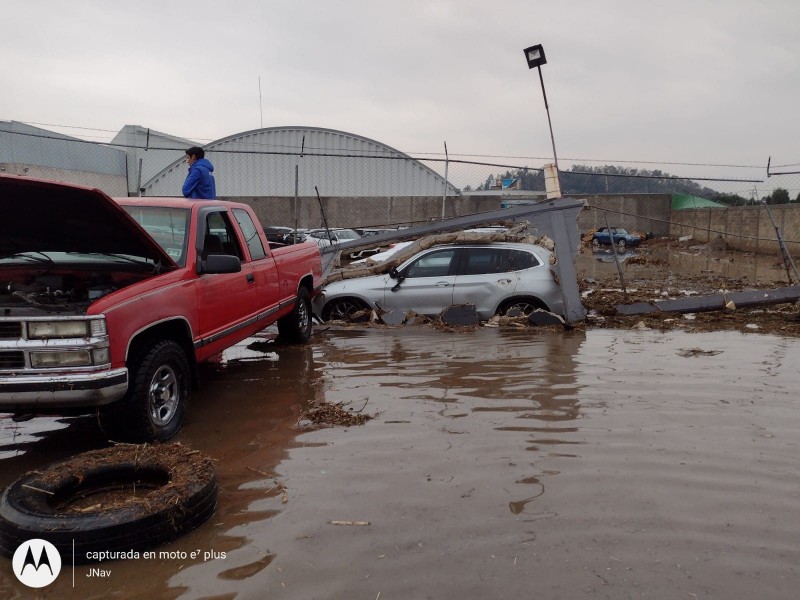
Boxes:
[762,202,800,284]
[603,213,627,298]
[616,285,800,316]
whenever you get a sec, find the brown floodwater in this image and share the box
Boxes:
[1,325,799,599]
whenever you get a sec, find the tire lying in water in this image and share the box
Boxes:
[0,443,217,565]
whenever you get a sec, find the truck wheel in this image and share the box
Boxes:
[277,287,312,344]
[617,239,627,249]
[100,340,190,443]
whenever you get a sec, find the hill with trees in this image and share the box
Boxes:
[467,165,796,206]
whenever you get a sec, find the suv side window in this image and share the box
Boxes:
[507,249,539,270]
[405,249,458,278]
[232,208,267,260]
[460,248,541,275]
[461,248,511,275]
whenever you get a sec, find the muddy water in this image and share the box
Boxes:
[1,327,800,599]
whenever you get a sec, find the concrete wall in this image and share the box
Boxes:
[671,204,800,255]
[225,194,508,231]
[226,193,674,238]
[0,163,128,196]
[570,194,672,236]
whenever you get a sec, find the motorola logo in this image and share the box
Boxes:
[12,539,62,588]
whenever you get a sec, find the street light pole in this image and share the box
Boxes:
[523,44,561,192]
[536,64,559,173]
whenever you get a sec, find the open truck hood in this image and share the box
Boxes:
[0,175,177,268]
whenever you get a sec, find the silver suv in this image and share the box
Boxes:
[313,242,563,321]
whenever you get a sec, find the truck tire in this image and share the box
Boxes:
[100,340,190,443]
[277,287,312,344]
[0,444,217,565]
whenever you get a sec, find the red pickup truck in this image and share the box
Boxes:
[0,175,322,442]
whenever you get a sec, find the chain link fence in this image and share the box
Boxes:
[2,123,799,237]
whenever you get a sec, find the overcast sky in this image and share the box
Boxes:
[3,1,798,182]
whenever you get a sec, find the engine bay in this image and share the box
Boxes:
[1,269,151,315]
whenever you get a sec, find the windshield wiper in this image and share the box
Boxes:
[68,252,159,271]
[0,251,55,265]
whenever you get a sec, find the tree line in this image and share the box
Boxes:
[464,165,798,206]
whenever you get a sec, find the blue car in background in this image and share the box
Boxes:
[591,227,643,249]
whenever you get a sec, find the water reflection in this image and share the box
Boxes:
[0,333,319,600]
[311,328,587,527]
[592,248,638,263]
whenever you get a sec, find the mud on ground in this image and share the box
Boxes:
[577,235,800,337]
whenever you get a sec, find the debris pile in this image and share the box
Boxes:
[299,402,373,427]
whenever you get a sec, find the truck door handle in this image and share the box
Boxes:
[246,273,255,284]
[434,281,450,287]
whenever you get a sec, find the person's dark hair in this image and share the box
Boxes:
[185,146,205,160]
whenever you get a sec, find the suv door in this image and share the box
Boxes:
[381,248,461,316]
[452,247,529,317]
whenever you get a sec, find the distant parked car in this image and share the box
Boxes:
[263,226,295,244]
[306,228,390,260]
[312,242,563,321]
[305,228,362,248]
[263,226,308,245]
[592,227,642,249]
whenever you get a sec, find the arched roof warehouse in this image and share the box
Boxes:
[142,126,457,198]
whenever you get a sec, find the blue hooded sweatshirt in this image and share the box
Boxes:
[182,158,216,199]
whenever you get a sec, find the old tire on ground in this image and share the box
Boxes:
[321,297,370,322]
[100,340,190,443]
[497,297,547,317]
[0,443,217,565]
[277,287,312,343]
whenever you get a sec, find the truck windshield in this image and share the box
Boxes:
[122,207,190,267]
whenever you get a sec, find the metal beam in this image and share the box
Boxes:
[616,285,800,315]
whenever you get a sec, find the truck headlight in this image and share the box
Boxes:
[28,318,106,339]
[30,351,93,368]
[92,348,110,365]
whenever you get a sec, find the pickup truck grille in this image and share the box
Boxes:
[0,322,21,340]
[0,351,24,369]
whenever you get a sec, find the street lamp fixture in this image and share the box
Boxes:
[523,43,561,194]
[523,44,547,69]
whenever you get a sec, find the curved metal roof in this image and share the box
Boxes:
[142,126,457,198]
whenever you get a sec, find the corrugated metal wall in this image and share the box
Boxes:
[0,121,126,175]
[142,126,457,198]
[111,125,198,195]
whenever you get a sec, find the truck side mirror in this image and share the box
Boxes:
[199,254,242,274]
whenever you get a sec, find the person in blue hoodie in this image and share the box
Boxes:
[182,146,216,199]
